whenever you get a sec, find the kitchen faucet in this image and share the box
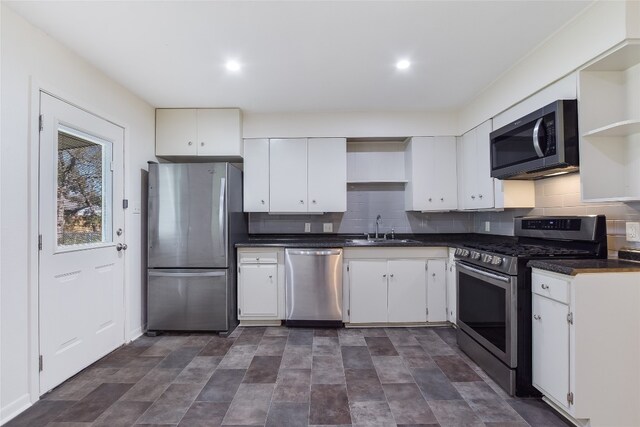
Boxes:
[375,215,381,239]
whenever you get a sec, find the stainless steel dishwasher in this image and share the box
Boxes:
[284,248,343,327]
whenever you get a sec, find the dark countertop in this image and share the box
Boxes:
[235,233,515,249]
[528,259,640,276]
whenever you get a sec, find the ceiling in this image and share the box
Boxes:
[6,1,593,113]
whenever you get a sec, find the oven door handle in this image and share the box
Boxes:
[457,262,511,283]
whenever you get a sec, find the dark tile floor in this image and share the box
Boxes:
[6,326,571,427]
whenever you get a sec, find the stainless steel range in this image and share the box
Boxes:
[455,215,607,397]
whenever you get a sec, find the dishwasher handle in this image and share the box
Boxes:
[286,248,342,256]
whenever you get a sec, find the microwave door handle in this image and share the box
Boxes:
[532,118,545,158]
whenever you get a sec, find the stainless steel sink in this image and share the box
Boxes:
[346,238,419,245]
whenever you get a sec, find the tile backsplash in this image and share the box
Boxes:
[249,174,640,255]
[249,183,473,235]
[473,173,640,255]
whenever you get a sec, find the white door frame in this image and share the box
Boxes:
[27,79,131,403]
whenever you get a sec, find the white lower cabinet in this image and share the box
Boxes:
[388,260,427,323]
[445,248,457,324]
[239,264,278,318]
[532,292,570,410]
[346,248,449,325]
[426,259,447,322]
[531,268,640,427]
[349,260,389,324]
[349,259,426,324]
[237,249,284,322]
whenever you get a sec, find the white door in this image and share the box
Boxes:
[39,92,125,393]
[243,138,270,212]
[349,260,388,323]
[388,260,427,323]
[532,294,570,409]
[269,138,307,212]
[307,138,347,212]
[239,264,278,318]
[426,259,447,322]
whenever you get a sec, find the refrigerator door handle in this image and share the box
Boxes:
[219,177,226,253]
[148,271,227,278]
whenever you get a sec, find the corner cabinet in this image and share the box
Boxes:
[244,137,347,213]
[457,120,495,210]
[156,108,242,158]
[344,247,448,325]
[457,120,534,210]
[579,41,640,202]
[237,248,284,325]
[531,268,640,427]
[405,136,458,211]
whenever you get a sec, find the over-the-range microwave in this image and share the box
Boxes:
[490,99,579,180]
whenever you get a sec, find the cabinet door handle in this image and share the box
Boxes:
[479,194,483,199]
[268,275,273,279]
[533,314,541,320]
[261,200,265,204]
[188,141,193,146]
[390,274,394,278]
[440,197,444,202]
[428,198,432,202]
[432,273,436,277]
[201,142,205,146]
[312,200,317,204]
[541,284,549,290]
[383,274,387,278]
[471,195,476,199]
[299,200,304,204]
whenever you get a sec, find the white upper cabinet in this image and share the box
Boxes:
[243,139,270,212]
[405,136,457,211]
[270,138,308,213]
[308,138,347,212]
[155,108,242,157]
[457,120,495,210]
[579,42,640,202]
[156,109,198,156]
[457,120,534,210]
[246,137,347,213]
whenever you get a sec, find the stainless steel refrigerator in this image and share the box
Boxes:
[147,163,247,334]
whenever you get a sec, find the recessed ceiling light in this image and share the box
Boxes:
[396,60,411,70]
[225,60,241,72]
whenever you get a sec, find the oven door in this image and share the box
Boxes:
[457,261,517,368]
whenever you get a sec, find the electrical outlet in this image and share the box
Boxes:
[304,223,311,233]
[323,223,333,233]
[626,222,640,242]
[484,221,491,232]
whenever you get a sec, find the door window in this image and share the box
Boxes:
[56,125,112,248]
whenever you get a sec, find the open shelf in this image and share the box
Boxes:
[583,119,640,137]
[578,40,640,202]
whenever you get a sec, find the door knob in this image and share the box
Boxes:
[116,243,128,251]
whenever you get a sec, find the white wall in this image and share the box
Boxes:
[243,110,458,138]
[458,0,631,134]
[0,5,155,423]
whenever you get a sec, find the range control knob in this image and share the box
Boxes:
[461,249,470,257]
[491,257,504,266]
[454,248,462,256]
[471,251,481,260]
[481,254,493,263]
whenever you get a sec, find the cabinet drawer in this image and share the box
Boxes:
[532,271,569,304]
[239,252,278,264]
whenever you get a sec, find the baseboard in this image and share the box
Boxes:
[345,322,451,328]
[239,320,282,327]
[127,325,145,343]
[1,393,32,426]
